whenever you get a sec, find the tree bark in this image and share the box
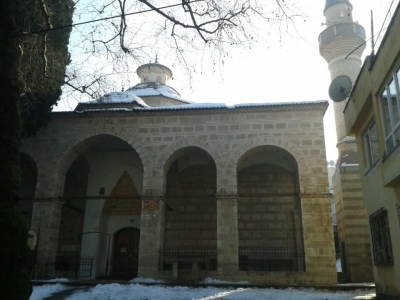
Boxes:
[0,2,32,299]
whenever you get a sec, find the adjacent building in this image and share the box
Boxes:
[343,3,400,299]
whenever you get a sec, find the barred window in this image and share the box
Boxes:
[370,208,394,266]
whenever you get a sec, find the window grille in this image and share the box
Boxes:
[369,208,394,266]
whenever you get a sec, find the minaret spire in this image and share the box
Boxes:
[319,0,366,164]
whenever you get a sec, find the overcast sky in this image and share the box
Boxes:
[56,0,397,162]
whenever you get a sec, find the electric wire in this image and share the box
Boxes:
[10,0,204,38]
[374,0,397,46]
[344,28,387,59]
[345,0,397,59]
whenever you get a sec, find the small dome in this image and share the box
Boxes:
[127,82,191,104]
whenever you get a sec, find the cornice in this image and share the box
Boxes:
[51,101,329,119]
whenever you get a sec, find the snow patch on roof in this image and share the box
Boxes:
[77,108,133,113]
[234,100,327,107]
[134,101,327,111]
[82,92,149,107]
[127,82,191,103]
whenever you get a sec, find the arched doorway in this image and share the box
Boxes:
[58,134,144,279]
[112,227,140,278]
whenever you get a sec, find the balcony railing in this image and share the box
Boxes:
[319,23,366,48]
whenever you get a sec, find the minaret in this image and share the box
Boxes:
[319,0,366,164]
[318,0,373,283]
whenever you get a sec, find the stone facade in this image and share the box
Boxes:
[332,166,372,281]
[319,0,373,282]
[20,100,338,285]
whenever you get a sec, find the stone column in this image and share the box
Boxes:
[137,196,165,278]
[216,194,239,275]
[31,198,64,279]
[301,194,337,285]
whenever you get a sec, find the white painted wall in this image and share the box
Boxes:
[79,150,143,278]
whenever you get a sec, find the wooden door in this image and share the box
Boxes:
[112,227,140,277]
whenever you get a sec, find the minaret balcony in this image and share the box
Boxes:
[319,23,366,48]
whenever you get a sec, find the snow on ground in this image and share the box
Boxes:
[129,278,165,284]
[337,259,342,272]
[42,278,70,282]
[337,283,375,287]
[199,277,250,285]
[28,283,376,300]
[30,283,70,300]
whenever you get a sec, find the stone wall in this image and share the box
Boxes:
[333,166,373,282]
[238,164,296,194]
[238,196,298,248]
[301,195,337,284]
[237,163,300,248]
[21,106,329,198]
[165,164,217,247]
[166,163,216,197]
[22,103,336,284]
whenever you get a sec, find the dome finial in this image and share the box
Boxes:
[155,54,158,64]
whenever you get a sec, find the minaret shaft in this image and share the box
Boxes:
[319,0,366,161]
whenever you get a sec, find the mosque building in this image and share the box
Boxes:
[17,2,358,285]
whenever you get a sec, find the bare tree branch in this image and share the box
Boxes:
[56,0,305,104]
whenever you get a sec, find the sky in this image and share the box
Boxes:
[55,0,398,162]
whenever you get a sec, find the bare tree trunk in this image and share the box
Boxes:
[0,2,32,299]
